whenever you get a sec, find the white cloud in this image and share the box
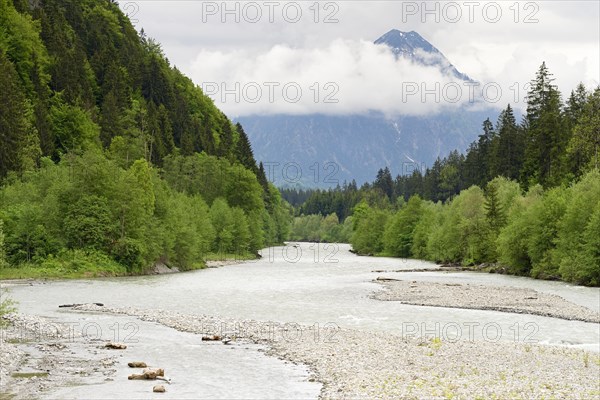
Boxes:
[128,1,600,117]
[189,39,497,117]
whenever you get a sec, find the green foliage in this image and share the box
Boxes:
[343,172,598,285]
[556,170,600,284]
[571,203,600,286]
[568,88,600,173]
[0,290,17,325]
[290,215,324,242]
[496,189,539,275]
[210,198,235,254]
[0,0,50,98]
[63,195,116,250]
[289,213,352,243]
[350,204,390,255]
[162,192,215,268]
[49,98,100,153]
[383,196,424,257]
[0,51,39,178]
[526,187,566,279]
[484,182,505,235]
[426,203,462,263]
[411,202,439,259]
[2,202,59,264]
[0,149,287,275]
[0,0,293,279]
[110,238,144,272]
[0,220,6,268]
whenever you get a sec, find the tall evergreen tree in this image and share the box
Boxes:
[569,88,600,172]
[477,118,496,185]
[522,62,567,187]
[491,104,523,180]
[234,123,258,173]
[374,167,394,200]
[462,142,481,188]
[484,182,505,234]
[439,150,463,200]
[217,117,235,160]
[0,51,30,178]
[423,159,442,201]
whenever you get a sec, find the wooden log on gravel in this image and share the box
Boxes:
[128,368,165,380]
[201,335,222,341]
[59,303,104,308]
[105,342,127,349]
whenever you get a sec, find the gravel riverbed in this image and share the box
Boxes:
[61,304,600,399]
[0,313,120,399]
[372,278,600,323]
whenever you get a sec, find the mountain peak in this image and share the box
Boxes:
[374,29,472,82]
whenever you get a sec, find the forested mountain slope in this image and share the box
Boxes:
[0,0,290,276]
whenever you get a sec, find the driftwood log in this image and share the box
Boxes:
[105,342,127,350]
[59,303,104,308]
[201,335,221,341]
[128,368,165,380]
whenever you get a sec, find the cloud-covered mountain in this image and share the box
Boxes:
[374,29,473,82]
[238,30,498,186]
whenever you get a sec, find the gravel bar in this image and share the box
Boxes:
[0,313,120,399]
[70,304,600,399]
[373,278,600,323]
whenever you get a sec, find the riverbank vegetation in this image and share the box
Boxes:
[286,65,600,286]
[0,0,290,279]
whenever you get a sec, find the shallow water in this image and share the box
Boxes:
[4,243,600,397]
[43,312,319,400]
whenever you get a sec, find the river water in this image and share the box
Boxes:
[3,243,599,398]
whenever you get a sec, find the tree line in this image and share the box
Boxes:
[0,0,290,276]
[287,63,599,285]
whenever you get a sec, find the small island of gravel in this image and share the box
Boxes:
[372,278,600,323]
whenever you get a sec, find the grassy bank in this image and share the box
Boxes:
[0,250,259,280]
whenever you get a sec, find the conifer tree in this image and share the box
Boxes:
[491,104,523,181]
[0,52,29,178]
[522,62,567,187]
[234,123,258,173]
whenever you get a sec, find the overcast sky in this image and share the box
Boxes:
[124,1,600,117]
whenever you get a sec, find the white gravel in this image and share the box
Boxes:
[69,304,600,399]
[0,313,120,399]
[372,278,600,323]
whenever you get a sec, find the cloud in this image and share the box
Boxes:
[189,39,494,117]
[129,1,600,117]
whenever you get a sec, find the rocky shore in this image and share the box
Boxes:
[58,304,600,399]
[0,313,120,399]
[372,278,600,323]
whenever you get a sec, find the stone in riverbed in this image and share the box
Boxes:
[153,385,166,393]
[128,361,147,368]
[143,368,164,378]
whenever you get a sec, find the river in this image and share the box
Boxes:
[3,243,599,398]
